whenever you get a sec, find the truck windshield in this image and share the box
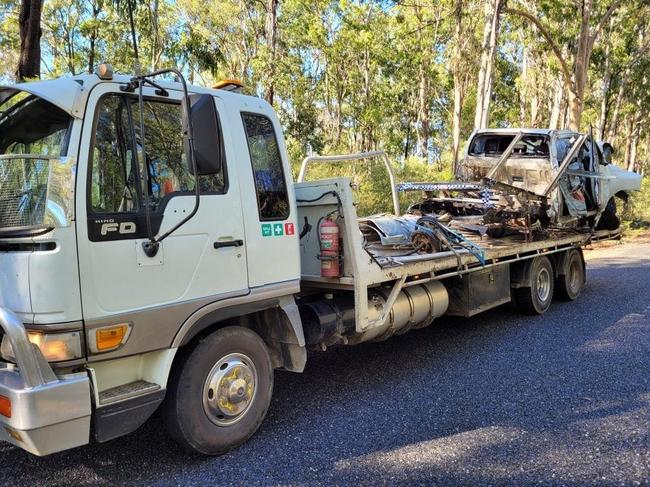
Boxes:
[0,94,73,235]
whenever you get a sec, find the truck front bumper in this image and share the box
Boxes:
[0,307,91,456]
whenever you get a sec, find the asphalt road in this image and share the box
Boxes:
[2,242,649,486]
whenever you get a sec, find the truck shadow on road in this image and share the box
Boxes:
[1,260,649,486]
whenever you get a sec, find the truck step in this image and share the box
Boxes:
[98,380,161,406]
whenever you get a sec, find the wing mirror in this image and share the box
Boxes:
[183,94,222,175]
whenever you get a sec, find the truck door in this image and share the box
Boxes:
[75,84,248,346]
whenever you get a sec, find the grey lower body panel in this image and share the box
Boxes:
[86,279,301,362]
[93,388,166,443]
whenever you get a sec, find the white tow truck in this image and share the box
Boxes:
[0,66,640,456]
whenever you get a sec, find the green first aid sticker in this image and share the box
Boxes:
[261,222,288,237]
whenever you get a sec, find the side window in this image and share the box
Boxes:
[90,94,226,215]
[241,113,290,220]
[555,137,575,163]
[91,95,137,213]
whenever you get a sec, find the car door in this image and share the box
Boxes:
[75,83,248,337]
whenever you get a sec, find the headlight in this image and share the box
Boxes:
[1,330,83,363]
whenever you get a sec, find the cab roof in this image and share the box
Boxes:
[0,72,263,120]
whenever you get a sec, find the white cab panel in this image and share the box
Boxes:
[224,97,300,288]
[0,251,32,319]
[29,227,83,323]
[75,84,249,320]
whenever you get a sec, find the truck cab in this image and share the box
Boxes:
[0,67,304,455]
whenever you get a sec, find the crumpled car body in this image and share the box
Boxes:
[457,128,642,227]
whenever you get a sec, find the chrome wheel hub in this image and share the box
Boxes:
[203,353,257,426]
[536,268,551,302]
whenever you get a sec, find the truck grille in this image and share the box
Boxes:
[0,159,49,229]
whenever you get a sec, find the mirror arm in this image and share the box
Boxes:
[131,68,201,252]
[137,78,156,248]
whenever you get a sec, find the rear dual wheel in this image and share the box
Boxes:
[512,256,555,315]
[512,251,586,314]
[555,249,585,301]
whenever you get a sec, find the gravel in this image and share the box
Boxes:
[1,242,649,486]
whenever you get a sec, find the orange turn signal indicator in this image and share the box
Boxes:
[94,324,130,352]
[0,395,11,418]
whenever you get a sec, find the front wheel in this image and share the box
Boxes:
[163,326,273,455]
[596,198,620,231]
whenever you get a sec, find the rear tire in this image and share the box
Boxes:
[163,326,273,455]
[512,256,554,315]
[555,249,585,301]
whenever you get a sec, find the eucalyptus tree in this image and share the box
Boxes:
[16,0,42,80]
[504,0,624,131]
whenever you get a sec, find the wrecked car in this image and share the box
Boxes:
[402,128,641,233]
[358,128,641,262]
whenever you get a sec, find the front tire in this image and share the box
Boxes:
[596,198,620,231]
[163,326,273,455]
[512,256,554,315]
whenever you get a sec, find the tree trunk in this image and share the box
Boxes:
[452,75,463,172]
[549,75,564,129]
[607,68,631,142]
[264,0,279,105]
[451,0,465,173]
[87,0,102,73]
[629,132,639,172]
[567,87,582,132]
[16,0,43,81]
[566,0,593,131]
[518,45,527,126]
[627,106,642,171]
[505,0,624,133]
[404,118,411,160]
[474,0,502,130]
[596,23,613,139]
[416,62,430,158]
[623,115,633,170]
[639,133,650,176]
[150,0,161,71]
[597,70,611,139]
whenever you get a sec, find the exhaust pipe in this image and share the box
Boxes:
[299,281,448,348]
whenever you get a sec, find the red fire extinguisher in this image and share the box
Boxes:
[319,218,340,278]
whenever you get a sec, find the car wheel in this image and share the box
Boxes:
[596,198,620,231]
[163,326,273,455]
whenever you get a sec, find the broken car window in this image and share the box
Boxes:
[469,134,550,157]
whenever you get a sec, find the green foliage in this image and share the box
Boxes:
[295,155,452,216]
[0,0,647,190]
[622,178,650,224]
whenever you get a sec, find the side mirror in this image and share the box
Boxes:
[183,93,222,175]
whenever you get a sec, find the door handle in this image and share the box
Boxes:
[213,239,244,249]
